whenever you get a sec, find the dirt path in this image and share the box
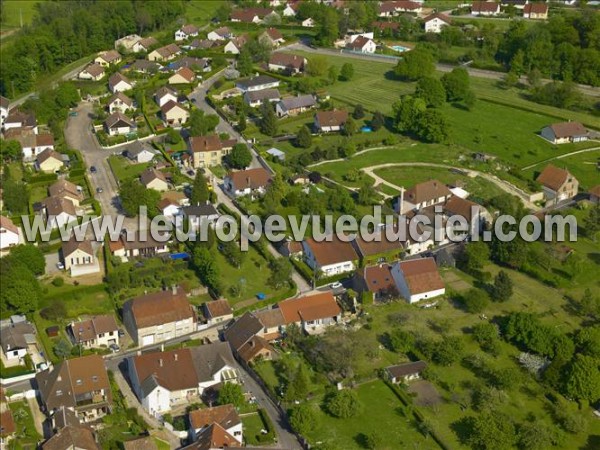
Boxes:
[360,163,540,210]
[520,143,600,171]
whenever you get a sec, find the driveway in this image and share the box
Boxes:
[236,362,301,450]
[44,253,62,276]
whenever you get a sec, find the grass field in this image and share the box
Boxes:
[8,400,42,450]
[303,380,439,450]
[0,0,42,30]
[108,155,153,183]
[184,0,221,23]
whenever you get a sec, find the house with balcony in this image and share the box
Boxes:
[278,292,342,335]
[68,315,119,349]
[36,354,113,423]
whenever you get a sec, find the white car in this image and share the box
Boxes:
[56,262,65,270]
[330,282,343,290]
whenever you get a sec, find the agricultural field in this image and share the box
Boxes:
[0,0,42,30]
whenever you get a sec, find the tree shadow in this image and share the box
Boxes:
[586,252,600,264]
[451,102,469,111]
[450,417,475,446]
[384,70,402,81]
[580,435,600,450]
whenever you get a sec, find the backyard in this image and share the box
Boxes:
[7,400,42,450]
[108,154,154,183]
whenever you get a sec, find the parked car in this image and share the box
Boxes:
[330,282,343,290]
[109,343,120,353]
[56,262,65,270]
[90,166,97,173]
[118,329,125,337]
[96,187,103,193]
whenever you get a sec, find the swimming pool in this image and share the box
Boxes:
[390,45,410,52]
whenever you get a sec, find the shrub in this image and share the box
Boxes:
[325,389,362,418]
[52,276,64,287]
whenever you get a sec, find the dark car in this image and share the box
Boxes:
[96,187,103,193]
[90,166,97,173]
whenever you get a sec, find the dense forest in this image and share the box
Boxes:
[0,0,185,97]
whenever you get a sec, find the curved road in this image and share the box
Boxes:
[361,162,539,210]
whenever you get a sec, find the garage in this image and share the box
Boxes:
[142,334,154,346]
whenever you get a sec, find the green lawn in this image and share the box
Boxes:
[108,155,152,183]
[242,412,275,446]
[522,148,600,191]
[184,0,221,23]
[303,380,439,450]
[0,0,43,30]
[8,401,42,450]
[214,245,289,308]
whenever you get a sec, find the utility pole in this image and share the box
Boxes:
[19,9,23,28]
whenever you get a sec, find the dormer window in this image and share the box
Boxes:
[76,379,82,385]
[56,390,63,396]
[92,376,98,382]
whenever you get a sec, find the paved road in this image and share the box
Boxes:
[282,43,600,98]
[64,102,137,228]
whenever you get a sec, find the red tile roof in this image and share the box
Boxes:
[304,234,359,266]
[536,164,575,192]
[398,258,444,295]
[278,291,341,324]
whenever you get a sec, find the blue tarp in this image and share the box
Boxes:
[256,293,266,300]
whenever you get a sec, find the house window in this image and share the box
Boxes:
[76,379,83,385]
[56,390,63,396]
[98,333,104,338]
[92,376,98,382]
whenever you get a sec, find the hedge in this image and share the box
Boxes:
[256,408,276,443]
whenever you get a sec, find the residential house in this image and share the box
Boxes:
[140,168,169,192]
[235,75,280,93]
[523,2,548,19]
[278,292,342,335]
[108,73,133,93]
[268,53,306,74]
[122,286,196,346]
[536,164,579,206]
[390,257,445,303]
[0,319,36,365]
[378,1,422,17]
[372,21,400,33]
[188,134,235,168]
[129,59,161,74]
[189,404,242,443]
[230,8,275,23]
[266,147,285,161]
[396,179,453,214]
[302,235,359,277]
[501,0,529,10]
[161,101,189,127]
[107,92,133,114]
[114,34,142,52]
[0,216,20,252]
[207,27,232,41]
[48,180,83,207]
[168,67,196,85]
[3,110,37,132]
[68,315,119,349]
[170,57,211,73]
[590,185,600,205]
[259,28,285,47]
[302,17,316,27]
[351,231,406,266]
[203,299,234,326]
[125,141,157,163]
[159,197,182,220]
[104,112,136,136]
[471,1,501,16]
[128,348,199,417]
[386,361,427,383]
[181,203,220,230]
[128,343,237,416]
[314,109,348,133]
[61,237,98,276]
[180,423,241,450]
[443,195,490,236]
[148,44,181,62]
[279,239,303,258]
[224,168,272,198]
[224,35,249,54]
[541,122,588,144]
[94,50,121,67]
[132,36,159,53]
[347,36,377,53]
[353,264,399,302]
[108,232,169,261]
[36,354,113,422]
[424,13,452,33]
[223,311,281,364]
[155,86,178,108]
[78,63,105,81]
[175,24,200,41]
[243,88,281,107]
[0,95,9,129]
[188,39,220,51]
[283,3,298,17]
[36,149,64,173]
[43,196,78,229]
[4,127,54,160]
[41,425,101,450]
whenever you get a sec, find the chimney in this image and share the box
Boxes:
[172,285,177,295]
[159,358,163,367]
[161,343,165,352]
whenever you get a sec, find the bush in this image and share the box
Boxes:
[52,276,64,287]
[325,389,362,418]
